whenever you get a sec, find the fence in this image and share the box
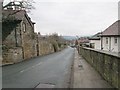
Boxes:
[78,47,120,89]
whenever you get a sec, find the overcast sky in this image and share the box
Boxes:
[4,0,119,36]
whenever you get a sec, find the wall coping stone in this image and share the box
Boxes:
[81,47,120,58]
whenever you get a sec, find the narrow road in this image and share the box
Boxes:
[3,47,75,88]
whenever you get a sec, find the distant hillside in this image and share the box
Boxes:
[62,36,77,40]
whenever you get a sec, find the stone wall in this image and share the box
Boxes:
[20,16,37,60]
[2,16,37,64]
[2,47,23,64]
[2,21,24,64]
[2,18,67,65]
[38,38,54,56]
[2,21,21,48]
[78,47,120,89]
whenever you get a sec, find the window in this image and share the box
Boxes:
[106,37,108,44]
[23,23,26,32]
[114,37,117,44]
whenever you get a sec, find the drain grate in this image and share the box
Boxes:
[35,83,55,88]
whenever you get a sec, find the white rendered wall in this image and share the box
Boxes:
[102,37,119,53]
[90,40,101,50]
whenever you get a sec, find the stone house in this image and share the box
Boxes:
[2,1,67,65]
[101,20,120,53]
[2,2,37,64]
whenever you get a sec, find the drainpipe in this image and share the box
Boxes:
[109,37,111,51]
[20,22,24,59]
[15,27,18,47]
[101,36,103,50]
[37,34,39,56]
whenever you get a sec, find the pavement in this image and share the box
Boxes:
[72,49,113,88]
[2,47,75,88]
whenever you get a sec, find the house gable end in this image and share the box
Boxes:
[24,14,34,29]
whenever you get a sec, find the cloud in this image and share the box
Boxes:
[3,0,118,36]
[30,1,118,36]
[35,0,119,3]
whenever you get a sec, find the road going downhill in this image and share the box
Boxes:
[3,47,75,88]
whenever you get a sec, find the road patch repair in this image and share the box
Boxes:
[72,49,113,88]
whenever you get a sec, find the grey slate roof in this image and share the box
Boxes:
[2,10,35,27]
[89,32,102,40]
[2,10,25,21]
[102,20,120,36]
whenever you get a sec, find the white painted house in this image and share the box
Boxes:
[89,32,102,50]
[101,20,120,53]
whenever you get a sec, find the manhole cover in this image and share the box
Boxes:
[78,64,84,70]
[35,83,55,88]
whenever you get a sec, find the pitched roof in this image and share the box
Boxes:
[89,32,102,40]
[102,20,120,36]
[78,37,89,43]
[3,1,25,9]
[2,10,25,21]
[2,10,35,28]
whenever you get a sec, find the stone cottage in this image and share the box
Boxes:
[2,2,37,64]
[2,1,67,65]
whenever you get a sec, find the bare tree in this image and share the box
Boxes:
[22,0,35,12]
[3,0,35,13]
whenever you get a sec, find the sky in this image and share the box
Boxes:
[3,0,119,36]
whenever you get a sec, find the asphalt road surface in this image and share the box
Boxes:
[2,47,75,88]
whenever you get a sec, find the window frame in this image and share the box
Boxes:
[23,23,26,32]
[114,37,118,44]
[106,37,108,44]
